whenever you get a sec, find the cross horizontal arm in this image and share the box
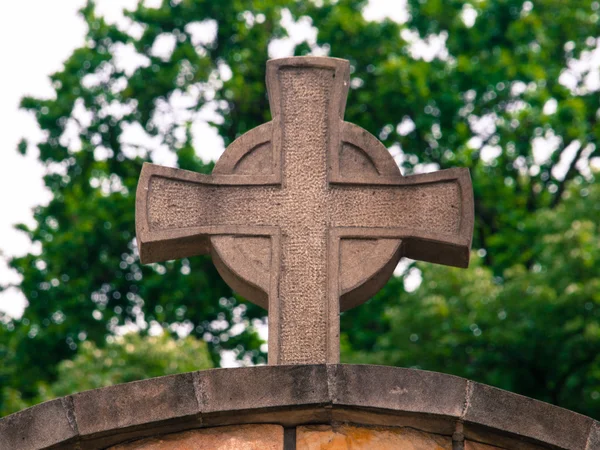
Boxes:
[136,163,280,264]
[330,167,473,268]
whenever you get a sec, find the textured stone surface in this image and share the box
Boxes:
[587,421,600,450]
[0,398,77,450]
[463,382,593,449]
[198,365,329,415]
[1,365,599,449]
[136,56,474,365]
[109,425,283,450]
[72,372,199,438]
[296,425,451,449]
[333,364,467,419]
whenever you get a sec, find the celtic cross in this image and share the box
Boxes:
[136,57,473,365]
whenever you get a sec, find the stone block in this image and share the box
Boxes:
[296,424,451,449]
[587,421,600,450]
[110,424,284,450]
[333,365,467,418]
[73,372,199,438]
[0,398,77,450]
[198,365,329,415]
[463,382,592,449]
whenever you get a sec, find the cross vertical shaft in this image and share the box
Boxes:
[273,67,335,364]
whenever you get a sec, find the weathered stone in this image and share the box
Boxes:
[0,398,77,450]
[72,372,199,438]
[463,382,593,449]
[198,365,329,416]
[136,56,474,365]
[110,424,283,450]
[333,365,467,420]
[2,364,598,449]
[296,424,451,449]
[587,421,600,450]
[465,440,504,450]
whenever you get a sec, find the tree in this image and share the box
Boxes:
[0,332,212,416]
[2,0,599,418]
[46,332,212,397]
[343,181,600,417]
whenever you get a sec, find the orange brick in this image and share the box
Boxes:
[297,424,451,450]
[111,424,283,450]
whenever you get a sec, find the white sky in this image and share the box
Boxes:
[0,0,139,316]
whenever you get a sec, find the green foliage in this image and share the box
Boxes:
[2,0,600,420]
[343,182,600,416]
[43,332,212,399]
[0,332,212,415]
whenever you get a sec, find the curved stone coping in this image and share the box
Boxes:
[0,364,598,450]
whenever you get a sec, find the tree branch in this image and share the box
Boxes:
[550,142,587,209]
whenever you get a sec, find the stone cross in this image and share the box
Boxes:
[136,57,474,365]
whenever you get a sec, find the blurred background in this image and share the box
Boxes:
[1,0,600,419]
